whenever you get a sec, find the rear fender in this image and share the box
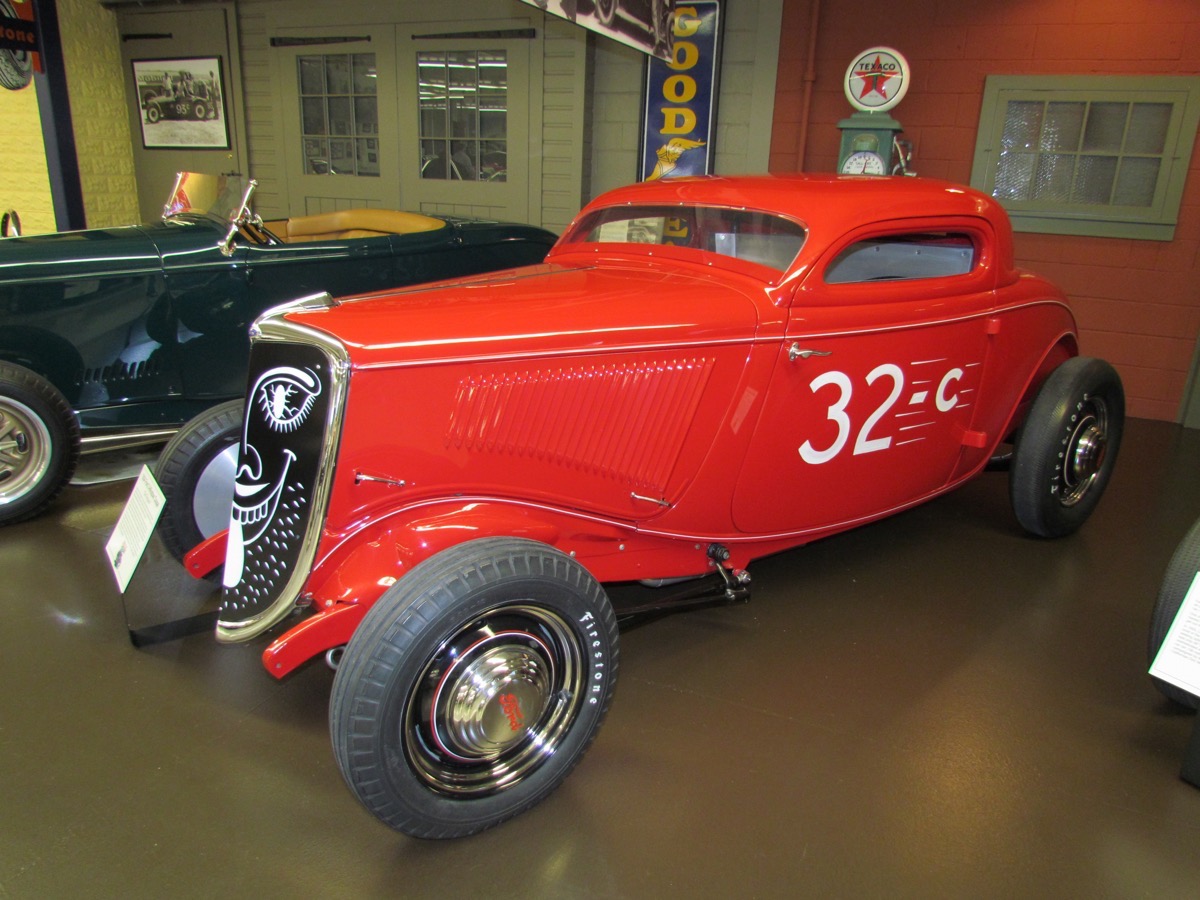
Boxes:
[999,334,1078,445]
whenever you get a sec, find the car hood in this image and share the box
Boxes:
[283,261,769,368]
[0,219,224,283]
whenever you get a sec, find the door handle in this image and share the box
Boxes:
[789,344,831,362]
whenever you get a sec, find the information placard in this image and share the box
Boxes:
[1149,571,1200,698]
[105,465,166,593]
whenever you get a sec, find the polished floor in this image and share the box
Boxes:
[3,419,1199,898]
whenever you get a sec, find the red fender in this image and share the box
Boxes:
[183,530,228,579]
[260,502,564,677]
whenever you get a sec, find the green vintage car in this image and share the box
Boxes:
[0,173,556,525]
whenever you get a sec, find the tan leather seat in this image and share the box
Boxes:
[265,209,447,243]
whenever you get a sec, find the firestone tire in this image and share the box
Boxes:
[330,537,619,839]
[0,1,32,91]
[145,105,161,124]
[1010,357,1124,538]
[1147,517,1200,709]
[0,362,79,526]
[153,400,243,573]
[191,101,208,120]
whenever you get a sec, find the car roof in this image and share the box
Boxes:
[572,174,1015,280]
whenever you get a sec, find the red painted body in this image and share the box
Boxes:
[243,175,1076,676]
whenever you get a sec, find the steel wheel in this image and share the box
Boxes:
[1010,357,1124,538]
[330,537,619,839]
[0,396,52,505]
[0,362,78,526]
[1057,393,1111,507]
[405,603,585,795]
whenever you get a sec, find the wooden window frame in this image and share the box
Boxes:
[970,75,1200,241]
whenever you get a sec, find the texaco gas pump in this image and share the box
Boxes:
[837,46,915,176]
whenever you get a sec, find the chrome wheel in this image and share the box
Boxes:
[1060,395,1109,507]
[193,443,238,538]
[405,604,584,796]
[0,397,52,507]
[1010,357,1124,538]
[330,537,618,838]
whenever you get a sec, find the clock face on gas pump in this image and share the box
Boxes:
[841,150,887,175]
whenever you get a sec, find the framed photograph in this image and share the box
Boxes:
[132,57,229,149]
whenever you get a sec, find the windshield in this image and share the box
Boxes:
[162,172,254,224]
[562,204,806,275]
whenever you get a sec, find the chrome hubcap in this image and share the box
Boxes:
[0,398,51,506]
[193,443,239,538]
[405,604,583,796]
[1060,396,1108,507]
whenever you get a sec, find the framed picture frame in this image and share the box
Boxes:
[132,56,229,149]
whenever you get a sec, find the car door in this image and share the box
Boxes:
[732,219,1000,537]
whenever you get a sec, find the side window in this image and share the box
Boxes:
[824,232,976,285]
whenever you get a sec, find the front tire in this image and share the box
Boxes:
[1147,517,1200,709]
[330,537,619,839]
[0,362,79,526]
[153,400,243,570]
[1010,357,1124,538]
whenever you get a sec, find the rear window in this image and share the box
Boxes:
[563,205,806,275]
[824,232,976,284]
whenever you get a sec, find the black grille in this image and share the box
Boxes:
[219,341,333,628]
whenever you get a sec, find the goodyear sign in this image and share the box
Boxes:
[641,2,720,181]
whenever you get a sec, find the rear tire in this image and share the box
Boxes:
[0,362,79,526]
[1010,357,1124,538]
[330,537,619,839]
[1148,517,1200,709]
[154,400,243,572]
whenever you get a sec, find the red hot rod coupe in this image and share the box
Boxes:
[175,174,1123,838]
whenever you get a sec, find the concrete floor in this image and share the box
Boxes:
[2,419,1199,898]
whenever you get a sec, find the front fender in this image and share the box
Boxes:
[262,501,564,677]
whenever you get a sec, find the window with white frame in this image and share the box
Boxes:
[970,76,1200,240]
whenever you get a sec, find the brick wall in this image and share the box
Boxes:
[0,82,55,234]
[56,0,138,228]
[770,0,1200,422]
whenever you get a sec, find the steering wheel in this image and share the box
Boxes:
[1,209,20,238]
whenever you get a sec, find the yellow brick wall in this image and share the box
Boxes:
[0,83,55,234]
[57,0,138,227]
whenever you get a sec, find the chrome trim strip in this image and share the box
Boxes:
[216,293,350,643]
[79,428,178,455]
